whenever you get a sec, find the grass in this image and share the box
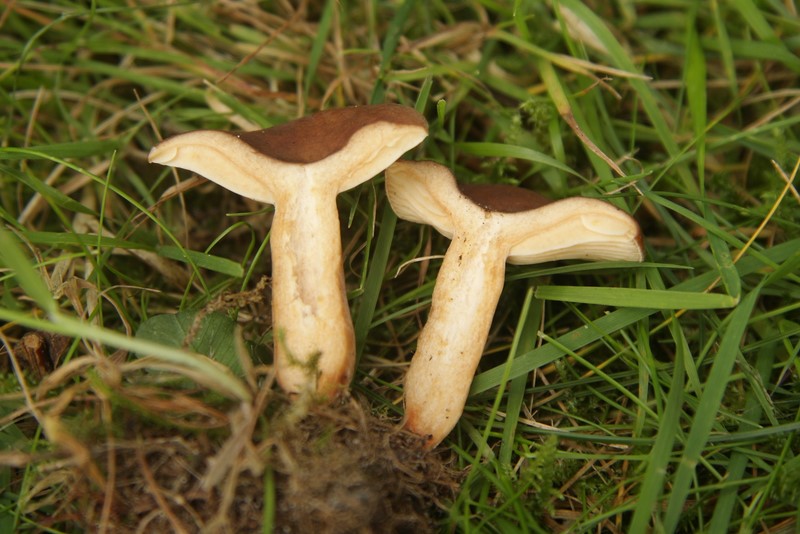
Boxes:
[1,0,799,532]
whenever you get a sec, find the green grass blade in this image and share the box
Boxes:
[353,205,397,361]
[303,0,335,100]
[685,10,742,304]
[707,37,800,72]
[471,306,651,396]
[14,230,145,251]
[662,287,761,531]
[727,0,800,73]
[3,166,96,216]
[0,141,120,160]
[628,318,687,532]
[0,227,57,315]
[262,468,276,534]
[707,224,741,301]
[156,245,244,278]
[456,141,582,177]
[685,7,706,188]
[499,288,538,469]
[370,0,416,102]
[534,286,738,310]
[707,340,777,533]
[471,239,797,395]
[710,0,737,94]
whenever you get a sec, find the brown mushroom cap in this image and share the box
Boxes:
[148,104,429,204]
[236,104,428,164]
[457,183,553,213]
[386,160,644,265]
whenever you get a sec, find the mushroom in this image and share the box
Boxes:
[149,104,428,399]
[385,160,644,447]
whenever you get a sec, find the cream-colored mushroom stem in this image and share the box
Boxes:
[269,182,356,399]
[403,218,509,449]
[402,199,643,447]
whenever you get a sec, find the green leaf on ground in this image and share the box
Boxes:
[136,310,248,378]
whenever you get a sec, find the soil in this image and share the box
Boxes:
[21,392,459,533]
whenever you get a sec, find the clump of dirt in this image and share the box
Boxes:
[270,401,457,533]
[23,393,459,533]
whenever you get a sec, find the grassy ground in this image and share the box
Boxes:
[2,1,799,532]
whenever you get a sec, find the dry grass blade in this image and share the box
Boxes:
[537,58,627,177]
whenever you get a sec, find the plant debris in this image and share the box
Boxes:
[8,332,70,381]
[7,368,458,533]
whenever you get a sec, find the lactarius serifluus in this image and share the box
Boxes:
[385,160,644,447]
[149,104,428,399]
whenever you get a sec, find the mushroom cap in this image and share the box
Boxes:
[385,160,644,264]
[457,183,553,213]
[148,104,428,204]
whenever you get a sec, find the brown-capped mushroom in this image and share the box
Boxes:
[149,104,428,399]
[385,160,644,447]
